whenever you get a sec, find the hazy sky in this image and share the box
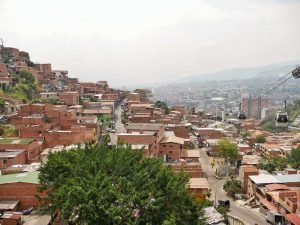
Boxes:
[0,0,300,87]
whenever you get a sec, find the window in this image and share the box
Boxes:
[169,145,173,147]
[3,159,7,164]
[169,151,172,154]
[163,145,166,147]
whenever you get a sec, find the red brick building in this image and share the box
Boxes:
[1,47,20,61]
[127,93,141,102]
[59,91,79,106]
[157,136,184,162]
[0,172,45,210]
[0,150,26,169]
[0,138,42,163]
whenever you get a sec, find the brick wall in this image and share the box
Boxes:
[0,151,26,169]
[118,134,154,145]
[158,142,182,161]
[0,141,42,163]
[59,92,79,106]
[197,129,224,139]
[0,182,46,210]
[127,93,141,102]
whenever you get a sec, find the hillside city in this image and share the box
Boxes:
[0,43,299,225]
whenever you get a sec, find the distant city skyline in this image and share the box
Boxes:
[1,0,300,87]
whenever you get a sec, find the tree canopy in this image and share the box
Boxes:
[288,148,300,169]
[217,138,239,162]
[39,144,203,225]
[154,101,170,114]
[259,156,288,173]
[223,176,242,199]
[255,135,266,143]
[0,97,5,108]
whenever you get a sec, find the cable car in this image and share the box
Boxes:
[275,111,288,128]
[292,66,300,79]
[238,111,247,120]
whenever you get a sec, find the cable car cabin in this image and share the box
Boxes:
[275,111,288,127]
[238,112,247,120]
[292,66,300,79]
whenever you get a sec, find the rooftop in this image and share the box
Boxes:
[188,178,209,189]
[126,123,163,131]
[285,214,300,225]
[161,136,184,145]
[0,138,36,145]
[181,149,200,158]
[0,150,25,158]
[250,174,300,184]
[0,171,39,184]
[266,184,290,191]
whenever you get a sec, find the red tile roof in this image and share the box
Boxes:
[266,184,290,191]
[259,198,277,211]
[285,214,300,225]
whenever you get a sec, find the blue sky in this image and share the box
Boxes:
[0,0,299,87]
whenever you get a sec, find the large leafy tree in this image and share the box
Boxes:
[223,176,242,199]
[218,138,239,162]
[154,101,170,114]
[288,148,300,169]
[259,156,288,173]
[39,144,203,225]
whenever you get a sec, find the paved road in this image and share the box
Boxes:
[198,148,268,225]
[109,104,125,144]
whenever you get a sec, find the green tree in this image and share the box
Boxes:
[39,144,203,225]
[258,156,288,173]
[154,101,170,114]
[223,176,242,199]
[288,148,300,169]
[255,135,266,143]
[0,97,5,108]
[218,138,239,162]
[241,130,250,139]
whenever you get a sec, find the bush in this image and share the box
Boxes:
[288,148,300,169]
[223,176,242,199]
[255,135,266,143]
[259,156,288,173]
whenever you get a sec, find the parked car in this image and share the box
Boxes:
[217,199,230,209]
[106,128,116,133]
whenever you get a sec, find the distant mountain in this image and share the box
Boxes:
[178,60,300,83]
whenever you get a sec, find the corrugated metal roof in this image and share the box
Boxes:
[250,174,300,185]
[0,171,39,184]
[275,174,300,183]
[249,175,279,184]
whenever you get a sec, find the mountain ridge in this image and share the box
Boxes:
[178,60,300,83]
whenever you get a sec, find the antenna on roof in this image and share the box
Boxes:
[0,38,4,47]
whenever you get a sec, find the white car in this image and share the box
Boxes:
[106,128,116,133]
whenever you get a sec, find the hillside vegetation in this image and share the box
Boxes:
[261,100,300,132]
[0,70,39,103]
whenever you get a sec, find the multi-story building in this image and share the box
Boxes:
[241,95,268,120]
